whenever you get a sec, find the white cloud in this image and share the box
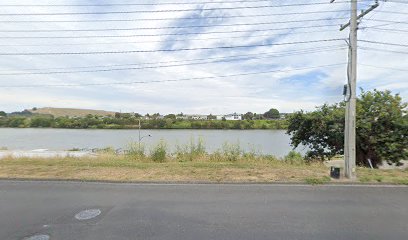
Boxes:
[0,0,406,113]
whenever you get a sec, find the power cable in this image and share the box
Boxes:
[0,18,347,33]
[0,10,354,23]
[0,39,345,56]
[0,47,346,75]
[359,40,408,47]
[0,29,342,47]
[0,24,342,39]
[0,63,346,88]
[0,2,354,15]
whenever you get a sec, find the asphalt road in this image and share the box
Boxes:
[0,181,407,240]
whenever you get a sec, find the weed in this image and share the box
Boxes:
[150,140,167,163]
[304,176,331,185]
[127,142,146,158]
[95,147,116,154]
[175,137,206,162]
[283,151,305,165]
[221,142,242,162]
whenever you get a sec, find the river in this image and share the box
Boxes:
[0,128,304,157]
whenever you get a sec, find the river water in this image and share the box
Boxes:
[0,128,304,157]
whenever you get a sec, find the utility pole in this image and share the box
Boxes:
[331,0,379,179]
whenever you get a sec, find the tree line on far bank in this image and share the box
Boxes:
[0,114,288,130]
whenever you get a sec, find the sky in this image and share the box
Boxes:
[0,0,407,114]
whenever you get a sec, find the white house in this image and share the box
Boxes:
[217,113,242,121]
[176,114,208,120]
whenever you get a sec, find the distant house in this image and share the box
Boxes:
[176,114,208,120]
[222,113,242,121]
[216,115,224,120]
[279,113,289,119]
[190,115,208,120]
[176,115,189,120]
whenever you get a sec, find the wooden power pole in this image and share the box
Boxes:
[331,0,379,179]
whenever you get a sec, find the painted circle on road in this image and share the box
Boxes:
[75,209,101,221]
[23,234,50,240]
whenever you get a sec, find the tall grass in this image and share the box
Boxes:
[175,137,206,162]
[283,151,305,165]
[121,140,305,164]
[127,142,146,158]
[221,142,242,162]
[150,140,167,163]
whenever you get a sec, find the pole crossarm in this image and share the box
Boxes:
[340,1,380,31]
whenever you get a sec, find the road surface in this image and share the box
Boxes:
[0,181,407,240]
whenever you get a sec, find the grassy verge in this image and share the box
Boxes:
[0,152,329,183]
[357,167,408,185]
[1,154,406,184]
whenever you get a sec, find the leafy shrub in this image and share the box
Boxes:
[287,89,408,167]
[283,151,305,165]
[150,140,167,163]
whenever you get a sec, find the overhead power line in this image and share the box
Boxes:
[0,0,361,7]
[0,45,345,72]
[0,39,345,56]
[366,27,408,33]
[0,24,342,39]
[359,63,408,72]
[0,18,347,33]
[0,10,354,23]
[376,10,408,14]
[0,63,346,88]
[380,0,408,4]
[359,46,408,55]
[359,40,408,47]
[0,29,341,47]
[0,46,346,75]
[365,19,408,25]
[0,2,353,15]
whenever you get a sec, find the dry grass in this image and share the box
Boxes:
[0,154,329,183]
[29,107,115,117]
[0,155,406,184]
[357,167,408,185]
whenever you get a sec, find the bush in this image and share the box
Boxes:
[283,151,305,165]
[150,140,167,163]
[287,89,407,167]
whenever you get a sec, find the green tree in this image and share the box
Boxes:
[264,108,280,119]
[243,112,254,120]
[164,114,176,119]
[287,89,407,167]
[207,114,217,120]
[0,111,6,117]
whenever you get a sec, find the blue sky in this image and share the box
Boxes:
[0,0,407,114]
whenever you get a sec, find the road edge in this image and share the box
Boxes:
[0,177,407,187]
